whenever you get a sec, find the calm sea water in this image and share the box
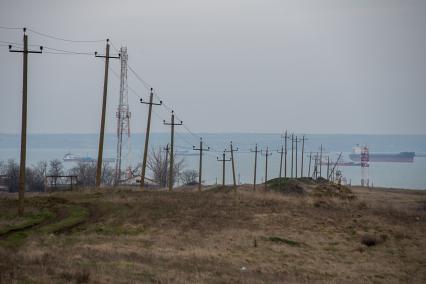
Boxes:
[1,133,425,189]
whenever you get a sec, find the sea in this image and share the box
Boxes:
[1,133,425,189]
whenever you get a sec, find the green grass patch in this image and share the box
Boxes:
[0,209,54,236]
[39,205,89,234]
[266,236,300,247]
[0,231,29,248]
[92,223,145,236]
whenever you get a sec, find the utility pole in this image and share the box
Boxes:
[261,147,272,190]
[291,134,295,178]
[193,138,209,191]
[295,136,301,178]
[301,135,307,178]
[319,144,323,178]
[225,141,238,188]
[326,156,330,181]
[140,88,162,188]
[95,39,120,188]
[308,152,312,178]
[277,145,284,189]
[163,144,170,187]
[280,131,289,178]
[217,151,231,187]
[250,144,260,189]
[9,28,43,216]
[163,111,182,191]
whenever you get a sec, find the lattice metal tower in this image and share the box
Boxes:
[360,145,370,187]
[115,47,131,184]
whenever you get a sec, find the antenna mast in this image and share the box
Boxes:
[115,47,131,184]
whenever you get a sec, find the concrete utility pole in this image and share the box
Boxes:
[163,111,182,191]
[225,142,239,188]
[250,144,260,189]
[95,39,120,188]
[277,145,284,190]
[261,147,272,190]
[217,151,231,187]
[301,135,307,178]
[319,144,323,178]
[163,144,170,187]
[9,28,43,216]
[140,88,162,188]
[193,138,209,191]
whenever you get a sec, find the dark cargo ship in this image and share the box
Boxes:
[349,146,415,163]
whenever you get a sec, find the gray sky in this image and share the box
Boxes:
[1,0,425,134]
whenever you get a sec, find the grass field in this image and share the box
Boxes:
[0,180,425,283]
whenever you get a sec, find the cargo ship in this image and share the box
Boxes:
[63,153,94,162]
[349,146,415,163]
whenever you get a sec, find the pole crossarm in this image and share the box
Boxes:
[94,39,120,59]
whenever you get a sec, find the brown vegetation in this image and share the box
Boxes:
[0,180,425,283]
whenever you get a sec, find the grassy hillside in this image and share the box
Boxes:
[0,180,425,283]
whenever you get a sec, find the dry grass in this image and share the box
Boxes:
[0,182,425,283]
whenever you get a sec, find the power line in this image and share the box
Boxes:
[0,26,22,31]
[27,28,105,43]
[43,46,93,55]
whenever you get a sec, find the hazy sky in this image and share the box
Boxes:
[1,0,425,134]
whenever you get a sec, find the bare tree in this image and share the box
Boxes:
[3,160,19,192]
[147,146,184,187]
[27,161,48,191]
[69,161,114,187]
[180,169,198,185]
[48,159,64,185]
[101,162,115,186]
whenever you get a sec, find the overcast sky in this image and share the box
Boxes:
[0,0,425,135]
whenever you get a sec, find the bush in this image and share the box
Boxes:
[180,169,198,185]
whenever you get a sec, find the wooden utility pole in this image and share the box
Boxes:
[295,136,301,178]
[250,144,260,189]
[217,151,231,187]
[300,135,307,178]
[9,28,43,216]
[328,152,342,181]
[319,144,323,178]
[281,131,289,178]
[193,138,209,191]
[277,145,284,189]
[308,152,312,178]
[95,39,120,188]
[326,156,330,181]
[140,88,162,188]
[261,147,272,190]
[163,144,170,187]
[291,134,294,178]
[163,111,182,191]
[225,142,238,188]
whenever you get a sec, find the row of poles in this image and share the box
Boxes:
[6,28,338,216]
